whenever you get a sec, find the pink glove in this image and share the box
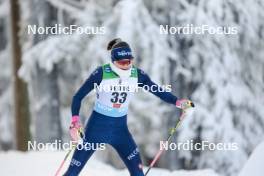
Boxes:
[69,116,84,142]
[176,99,195,110]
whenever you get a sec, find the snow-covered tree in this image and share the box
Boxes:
[0,0,15,150]
[144,0,264,175]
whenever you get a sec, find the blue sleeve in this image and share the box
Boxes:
[71,67,103,116]
[137,68,177,105]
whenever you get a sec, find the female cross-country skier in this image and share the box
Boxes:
[64,38,193,176]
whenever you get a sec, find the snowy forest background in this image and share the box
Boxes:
[0,0,264,176]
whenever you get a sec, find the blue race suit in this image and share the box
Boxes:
[64,64,177,176]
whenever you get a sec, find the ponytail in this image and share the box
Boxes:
[107,38,122,50]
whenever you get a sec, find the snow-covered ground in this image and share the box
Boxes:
[0,151,219,176]
[238,141,264,176]
[1,141,264,176]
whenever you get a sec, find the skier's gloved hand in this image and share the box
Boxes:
[69,115,84,142]
[176,99,195,121]
[176,99,195,110]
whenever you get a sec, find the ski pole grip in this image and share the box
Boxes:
[187,101,195,108]
[78,127,85,139]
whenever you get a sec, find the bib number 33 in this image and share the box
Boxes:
[110,92,127,104]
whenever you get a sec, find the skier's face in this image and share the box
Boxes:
[114,59,133,70]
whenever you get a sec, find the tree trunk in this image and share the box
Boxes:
[0,18,7,51]
[32,64,62,143]
[159,59,183,170]
[10,0,31,151]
